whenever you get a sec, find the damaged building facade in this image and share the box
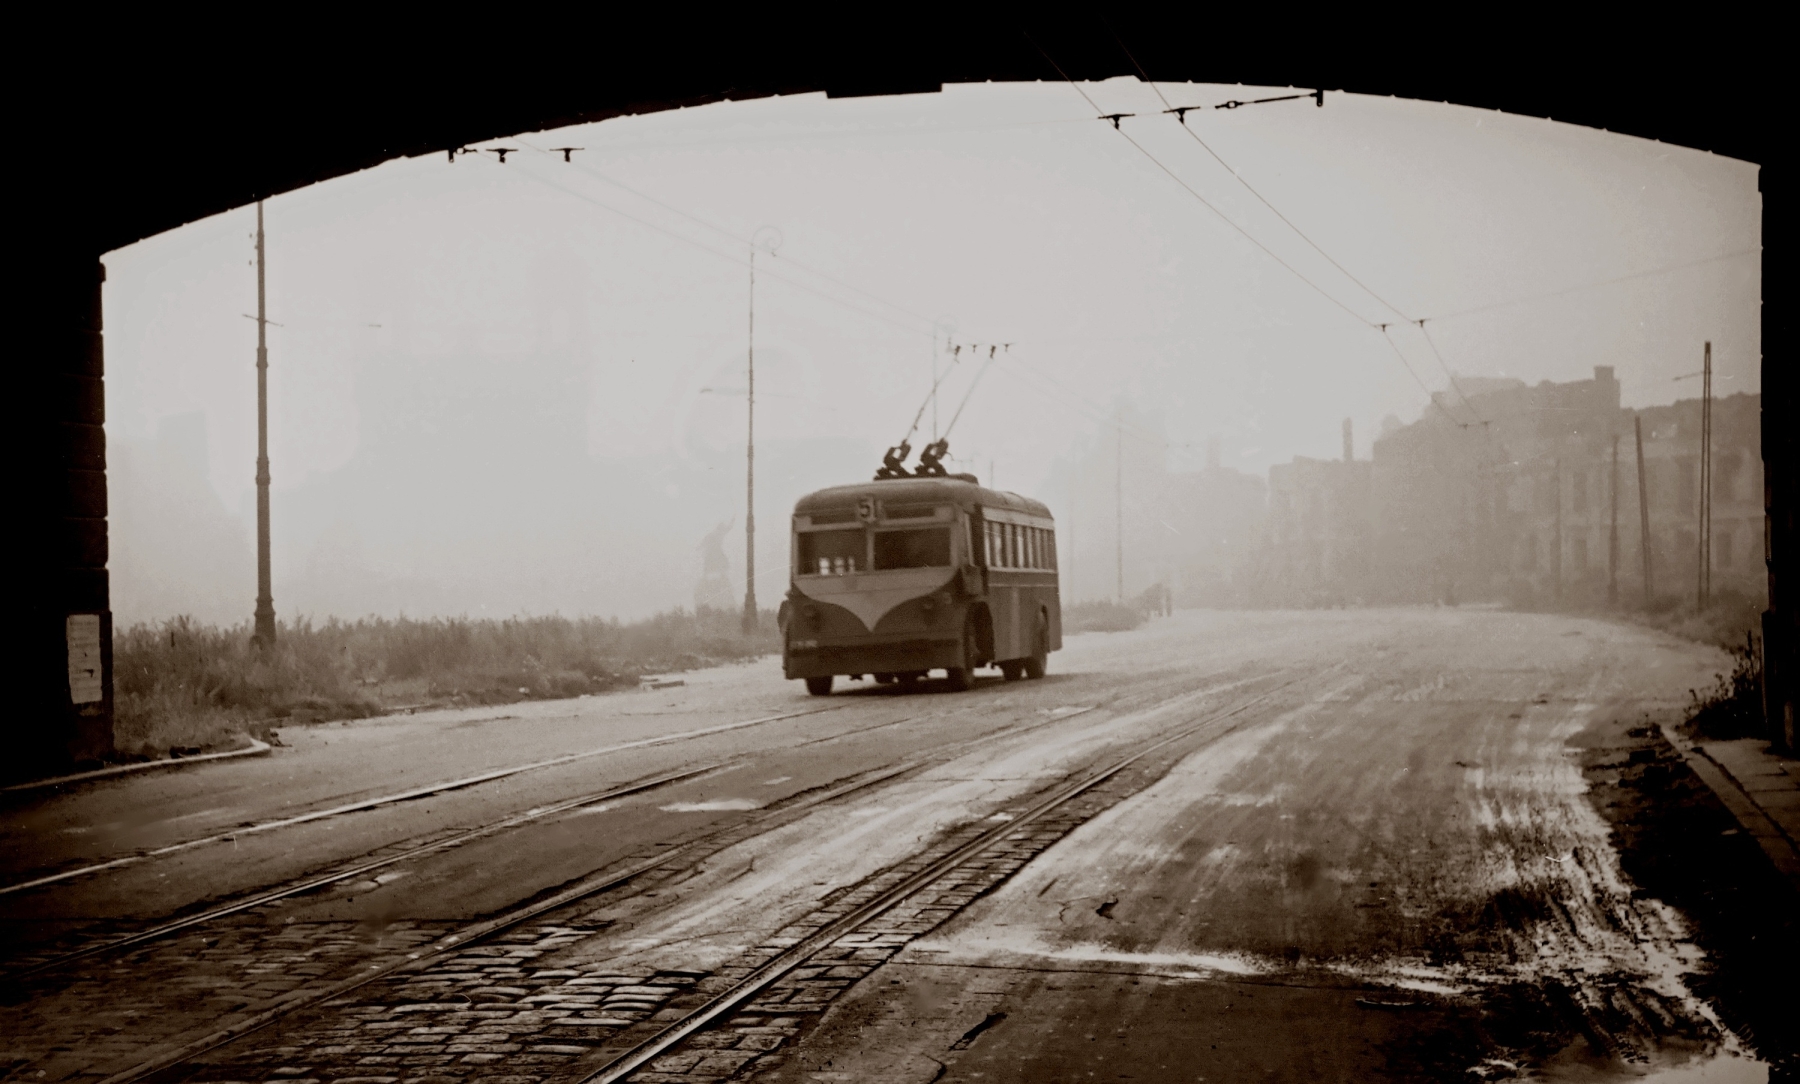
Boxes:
[1252,367,1764,610]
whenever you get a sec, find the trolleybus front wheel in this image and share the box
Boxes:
[944,614,979,691]
[1023,613,1049,680]
[998,660,1024,682]
[805,675,834,696]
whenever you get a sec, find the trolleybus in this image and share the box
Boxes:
[780,474,1061,694]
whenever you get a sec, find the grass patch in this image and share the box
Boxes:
[112,608,778,760]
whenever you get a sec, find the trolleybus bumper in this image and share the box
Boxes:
[784,637,965,680]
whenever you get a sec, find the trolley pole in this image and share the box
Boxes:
[743,245,757,635]
[252,201,276,648]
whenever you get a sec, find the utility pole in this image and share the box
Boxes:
[1609,434,1620,606]
[1698,341,1713,609]
[742,227,781,634]
[1552,455,1563,605]
[742,244,758,635]
[1636,415,1654,603]
[1115,416,1124,602]
[252,201,276,648]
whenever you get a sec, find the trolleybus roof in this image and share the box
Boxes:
[793,477,1052,520]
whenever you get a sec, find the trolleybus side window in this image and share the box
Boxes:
[799,528,864,575]
[873,527,952,570]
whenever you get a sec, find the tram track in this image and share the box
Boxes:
[6,694,1064,983]
[80,692,1114,1084]
[0,704,850,898]
[13,664,1310,1083]
[575,672,1307,1082]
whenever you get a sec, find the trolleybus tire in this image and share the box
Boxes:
[999,660,1024,682]
[1023,614,1049,680]
[805,675,834,696]
[944,665,974,691]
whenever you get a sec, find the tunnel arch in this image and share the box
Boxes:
[21,18,1783,777]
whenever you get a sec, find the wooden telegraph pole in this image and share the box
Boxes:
[252,201,276,647]
[1609,434,1620,606]
[742,243,757,635]
[1697,341,1713,608]
[1636,415,1654,604]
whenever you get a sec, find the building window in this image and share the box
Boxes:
[1573,470,1588,513]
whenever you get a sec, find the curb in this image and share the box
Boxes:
[1658,723,1800,894]
[0,739,273,796]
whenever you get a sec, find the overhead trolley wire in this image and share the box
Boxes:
[1026,34,1476,430]
[1415,247,1761,323]
[1102,31,1495,428]
[1107,32,1418,327]
[469,150,940,342]
[507,135,945,334]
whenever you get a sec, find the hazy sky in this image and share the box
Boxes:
[102,79,1761,625]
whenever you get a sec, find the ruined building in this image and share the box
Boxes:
[1253,367,1763,609]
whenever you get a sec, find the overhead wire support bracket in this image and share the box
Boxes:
[1216,90,1324,110]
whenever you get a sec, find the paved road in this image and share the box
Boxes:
[0,609,1784,1082]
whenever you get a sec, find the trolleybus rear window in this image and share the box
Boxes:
[799,529,864,575]
[873,527,952,570]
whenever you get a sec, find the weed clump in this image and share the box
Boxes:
[1686,629,1764,742]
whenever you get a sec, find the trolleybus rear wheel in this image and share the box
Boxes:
[1023,614,1048,680]
[999,660,1024,682]
[805,675,834,696]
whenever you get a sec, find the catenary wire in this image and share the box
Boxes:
[1106,33,1419,325]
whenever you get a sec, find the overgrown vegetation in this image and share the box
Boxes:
[112,608,778,760]
[1685,628,1765,742]
[1063,599,1146,633]
[1633,587,1764,650]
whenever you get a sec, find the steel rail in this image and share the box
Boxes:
[90,762,923,1084]
[62,668,1295,1083]
[1,705,848,897]
[5,761,732,982]
[578,676,1302,1083]
[15,694,1050,981]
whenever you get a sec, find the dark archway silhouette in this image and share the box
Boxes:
[20,17,1784,776]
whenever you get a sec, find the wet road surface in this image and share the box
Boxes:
[0,608,1786,1082]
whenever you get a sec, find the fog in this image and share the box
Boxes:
[101,79,1760,625]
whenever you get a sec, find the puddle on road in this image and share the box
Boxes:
[659,799,763,812]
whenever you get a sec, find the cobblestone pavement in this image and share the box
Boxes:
[0,764,877,1082]
[149,730,1180,1083]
